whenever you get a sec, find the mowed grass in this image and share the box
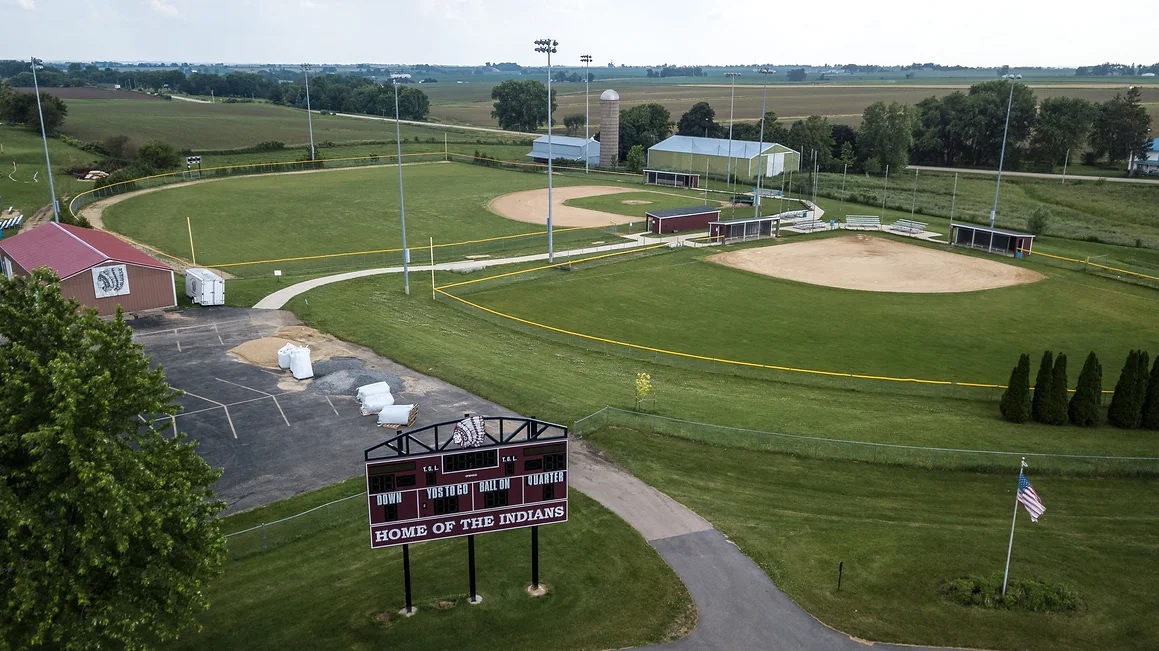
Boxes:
[98,162,639,276]
[166,481,691,651]
[0,126,91,216]
[588,427,1159,651]
[453,236,1159,388]
[563,189,717,218]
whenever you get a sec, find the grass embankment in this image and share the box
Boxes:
[0,126,89,217]
[166,479,691,651]
[587,427,1159,651]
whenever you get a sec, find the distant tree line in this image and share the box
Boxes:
[1075,62,1159,76]
[645,66,706,78]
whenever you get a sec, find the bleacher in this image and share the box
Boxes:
[889,219,928,235]
[0,214,24,230]
[844,215,881,230]
[794,217,827,233]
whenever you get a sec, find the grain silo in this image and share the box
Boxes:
[599,89,620,168]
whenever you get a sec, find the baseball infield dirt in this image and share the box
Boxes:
[488,186,641,227]
[709,234,1045,293]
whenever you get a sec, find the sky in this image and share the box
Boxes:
[1,0,1156,69]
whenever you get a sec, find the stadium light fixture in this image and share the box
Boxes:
[301,64,316,161]
[30,57,59,223]
[393,79,410,295]
[755,68,775,219]
[989,79,1015,228]
[534,39,559,263]
[581,54,593,173]
[724,72,741,194]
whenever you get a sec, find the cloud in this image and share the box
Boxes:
[148,0,182,18]
[17,0,36,9]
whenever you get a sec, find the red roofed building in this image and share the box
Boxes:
[0,223,176,316]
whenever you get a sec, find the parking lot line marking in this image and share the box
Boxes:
[215,377,291,426]
[214,323,225,346]
[324,395,340,417]
[168,394,276,418]
[175,336,182,353]
[133,318,250,337]
[180,388,238,439]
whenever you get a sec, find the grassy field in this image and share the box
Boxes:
[166,479,691,651]
[588,428,1159,651]
[451,236,1159,388]
[0,126,92,217]
[99,163,642,277]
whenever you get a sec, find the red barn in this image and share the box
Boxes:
[645,206,722,234]
[0,223,177,316]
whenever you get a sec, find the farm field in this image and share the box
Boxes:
[165,481,691,651]
[588,427,1159,651]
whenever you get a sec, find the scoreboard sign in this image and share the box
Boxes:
[366,423,568,549]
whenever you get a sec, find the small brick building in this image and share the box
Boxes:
[645,206,722,234]
[0,223,176,316]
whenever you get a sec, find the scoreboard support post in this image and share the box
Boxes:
[531,526,540,590]
[467,535,480,603]
[402,544,414,614]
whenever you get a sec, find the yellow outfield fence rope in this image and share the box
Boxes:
[434,243,670,291]
[1023,248,1159,283]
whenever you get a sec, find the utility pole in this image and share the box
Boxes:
[30,57,59,222]
[534,39,559,262]
[301,63,316,161]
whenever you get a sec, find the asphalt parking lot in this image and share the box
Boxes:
[132,307,512,514]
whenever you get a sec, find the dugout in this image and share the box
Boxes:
[643,169,700,189]
[646,206,721,234]
[950,224,1035,257]
[709,215,781,243]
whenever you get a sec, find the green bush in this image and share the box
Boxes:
[1031,350,1054,423]
[1143,355,1159,430]
[1068,351,1103,427]
[1044,353,1069,425]
[1109,350,1149,428]
[999,353,1031,423]
[940,574,1083,613]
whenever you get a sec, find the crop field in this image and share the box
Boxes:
[423,80,1159,129]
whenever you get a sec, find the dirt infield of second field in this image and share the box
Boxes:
[488,186,641,227]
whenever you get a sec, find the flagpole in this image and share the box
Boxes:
[1002,457,1027,596]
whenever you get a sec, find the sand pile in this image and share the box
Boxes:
[229,325,350,368]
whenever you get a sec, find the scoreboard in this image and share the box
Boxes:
[366,438,568,548]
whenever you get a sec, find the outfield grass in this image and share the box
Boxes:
[587,427,1159,651]
[0,126,91,216]
[166,479,691,651]
[99,163,639,277]
[563,190,718,218]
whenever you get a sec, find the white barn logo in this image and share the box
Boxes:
[92,264,130,298]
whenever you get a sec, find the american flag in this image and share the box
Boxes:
[1017,473,1046,522]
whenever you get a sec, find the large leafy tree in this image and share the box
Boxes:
[963,81,1037,166]
[1089,86,1152,165]
[0,89,68,133]
[1028,96,1097,169]
[490,79,556,132]
[618,102,672,159]
[0,270,225,650]
[786,115,835,169]
[676,101,719,137]
[858,101,917,174]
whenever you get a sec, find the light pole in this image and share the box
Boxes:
[30,57,59,222]
[754,68,775,219]
[393,80,410,295]
[989,79,1015,228]
[724,72,740,195]
[301,64,316,161]
[534,38,558,263]
[581,54,592,173]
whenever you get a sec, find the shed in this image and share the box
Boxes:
[647,135,800,182]
[646,206,722,234]
[527,135,600,167]
[0,223,177,316]
[949,224,1035,258]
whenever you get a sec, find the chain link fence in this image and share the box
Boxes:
[223,492,363,560]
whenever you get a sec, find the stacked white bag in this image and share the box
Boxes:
[277,343,314,380]
[356,381,395,416]
[377,404,418,427]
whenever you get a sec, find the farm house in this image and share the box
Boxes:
[0,223,177,316]
[646,135,800,183]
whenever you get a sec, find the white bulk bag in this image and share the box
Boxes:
[277,343,296,369]
[289,346,313,380]
[359,391,396,416]
[377,404,417,427]
[356,382,392,403]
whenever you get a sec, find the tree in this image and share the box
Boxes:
[963,81,1037,167]
[1143,354,1159,430]
[490,79,556,132]
[1108,350,1148,428]
[563,113,585,136]
[626,144,646,173]
[136,140,180,170]
[1000,353,1032,423]
[760,111,790,145]
[858,101,917,174]
[1028,96,1097,169]
[1026,205,1050,236]
[786,116,835,169]
[831,123,857,160]
[618,103,671,160]
[0,270,225,650]
[1089,86,1152,166]
[0,90,68,133]
[1031,350,1054,423]
[1069,351,1103,427]
[1044,353,1069,425]
[100,134,137,162]
[395,86,430,121]
[677,101,719,137]
[787,68,807,82]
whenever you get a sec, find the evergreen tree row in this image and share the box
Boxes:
[1000,350,1159,428]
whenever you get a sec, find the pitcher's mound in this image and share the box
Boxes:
[709,235,1044,293]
